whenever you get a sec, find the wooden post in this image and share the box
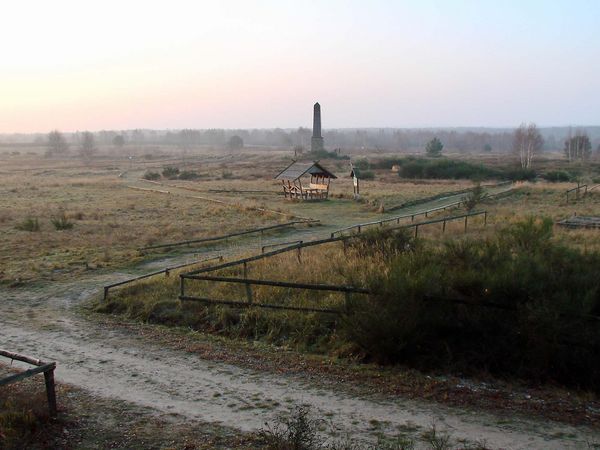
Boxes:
[180,276,185,297]
[484,211,488,226]
[103,286,109,301]
[243,262,253,304]
[442,220,446,233]
[411,215,414,222]
[44,368,57,417]
[414,225,419,238]
[464,215,468,232]
[297,247,302,263]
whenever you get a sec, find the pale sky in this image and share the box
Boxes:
[1,0,599,133]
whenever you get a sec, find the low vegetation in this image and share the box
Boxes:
[97,211,600,392]
[0,378,56,449]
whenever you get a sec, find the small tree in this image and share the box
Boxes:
[79,131,96,160]
[425,137,443,157]
[483,143,492,152]
[112,134,125,149]
[463,182,485,211]
[46,130,69,157]
[564,132,591,162]
[228,135,244,150]
[513,123,544,169]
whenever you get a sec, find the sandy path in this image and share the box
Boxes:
[2,191,598,448]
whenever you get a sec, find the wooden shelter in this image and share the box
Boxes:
[275,161,337,200]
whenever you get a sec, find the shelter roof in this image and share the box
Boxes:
[274,161,337,181]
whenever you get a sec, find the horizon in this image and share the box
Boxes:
[1,1,599,133]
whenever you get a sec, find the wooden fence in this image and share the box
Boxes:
[103,255,223,301]
[331,209,487,238]
[566,184,588,203]
[179,211,488,314]
[138,220,317,252]
[0,350,57,417]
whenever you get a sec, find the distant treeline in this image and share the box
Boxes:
[3,126,600,153]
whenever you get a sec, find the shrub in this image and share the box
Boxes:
[178,170,201,180]
[51,211,74,230]
[502,167,537,181]
[143,170,160,181]
[222,171,234,179]
[542,170,573,182]
[162,167,180,179]
[462,183,485,212]
[399,158,499,180]
[15,217,40,232]
[359,170,375,180]
[342,218,600,390]
[353,158,371,170]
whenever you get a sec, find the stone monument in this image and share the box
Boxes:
[311,102,324,153]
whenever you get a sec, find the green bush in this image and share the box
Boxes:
[142,170,160,181]
[359,170,375,180]
[398,157,500,180]
[502,167,537,181]
[342,218,600,390]
[542,171,574,182]
[15,217,40,232]
[162,166,180,179]
[178,170,201,180]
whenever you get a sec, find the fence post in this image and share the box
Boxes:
[442,220,446,233]
[243,262,253,304]
[44,367,57,417]
[414,225,419,238]
[103,286,109,302]
[411,215,415,222]
[297,247,302,263]
[180,276,185,297]
[464,215,468,233]
[165,268,170,277]
[345,291,351,312]
[358,225,362,233]
[484,211,487,226]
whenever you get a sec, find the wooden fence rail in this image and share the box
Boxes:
[103,255,223,301]
[138,220,317,251]
[332,209,487,238]
[329,185,515,238]
[566,184,588,203]
[0,350,57,417]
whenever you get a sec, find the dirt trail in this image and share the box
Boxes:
[2,190,598,448]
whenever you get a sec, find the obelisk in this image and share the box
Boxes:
[311,102,324,153]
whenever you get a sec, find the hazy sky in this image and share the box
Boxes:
[1,0,599,133]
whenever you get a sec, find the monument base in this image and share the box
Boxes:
[311,137,324,153]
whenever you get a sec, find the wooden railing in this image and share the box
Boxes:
[0,350,57,417]
[103,255,223,301]
[566,184,588,203]
[138,220,317,252]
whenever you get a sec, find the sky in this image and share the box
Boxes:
[1,0,599,133]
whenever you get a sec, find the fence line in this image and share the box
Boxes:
[261,240,303,254]
[139,220,317,251]
[103,255,223,301]
[330,186,514,237]
[179,211,488,313]
[0,350,57,417]
[565,184,588,203]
